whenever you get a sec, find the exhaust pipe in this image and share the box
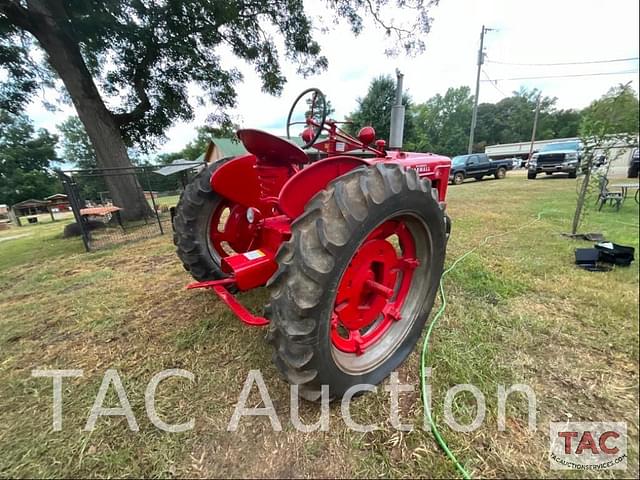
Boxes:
[389,69,405,150]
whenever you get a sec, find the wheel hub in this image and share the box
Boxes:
[209,202,260,256]
[331,220,419,356]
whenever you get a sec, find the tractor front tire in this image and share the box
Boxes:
[527,171,537,180]
[267,164,446,400]
[173,158,233,281]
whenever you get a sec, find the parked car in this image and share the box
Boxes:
[628,148,639,178]
[527,140,582,179]
[449,153,513,185]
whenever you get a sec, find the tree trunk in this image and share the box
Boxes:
[27,1,152,221]
[571,154,593,235]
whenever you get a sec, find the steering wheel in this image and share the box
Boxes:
[286,88,328,149]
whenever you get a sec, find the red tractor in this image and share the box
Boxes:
[173,88,452,400]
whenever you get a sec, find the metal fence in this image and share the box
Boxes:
[58,164,199,251]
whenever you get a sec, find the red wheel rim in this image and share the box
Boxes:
[331,220,420,355]
[208,201,258,257]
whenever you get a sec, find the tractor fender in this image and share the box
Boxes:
[210,154,262,208]
[279,156,371,218]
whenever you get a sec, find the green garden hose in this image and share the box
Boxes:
[420,212,545,479]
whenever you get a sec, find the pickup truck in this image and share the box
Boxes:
[449,153,513,185]
[528,140,582,179]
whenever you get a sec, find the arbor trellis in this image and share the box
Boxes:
[0,0,437,220]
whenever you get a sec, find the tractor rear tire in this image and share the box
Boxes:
[267,164,446,400]
[173,158,234,281]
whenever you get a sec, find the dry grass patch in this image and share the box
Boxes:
[0,176,638,478]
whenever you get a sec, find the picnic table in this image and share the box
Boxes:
[80,205,125,229]
[79,205,122,216]
[610,182,640,205]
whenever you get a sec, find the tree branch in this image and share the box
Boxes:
[111,5,164,128]
[112,74,152,128]
[112,46,156,128]
[364,0,413,35]
[0,0,36,32]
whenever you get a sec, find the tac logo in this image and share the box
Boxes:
[549,422,627,470]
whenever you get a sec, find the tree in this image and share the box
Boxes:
[180,125,238,161]
[154,124,241,166]
[59,114,178,199]
[0,0,437,220]
[410,86,472,156]
[408,86,574,156]
[58,115,107,200]
[546,109,581,139]
[473,88,558,150]
[58,116,96,169]
[571,83,639,235]
[0,111,59,205]
[580,84,639,135]
[469,87,586,150]
[348,75,415,145]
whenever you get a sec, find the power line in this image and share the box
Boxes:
[480,70,639,81]
[481,70,508,96]
[486,56,639,66]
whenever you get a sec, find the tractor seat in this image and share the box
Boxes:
[237,129,309,165]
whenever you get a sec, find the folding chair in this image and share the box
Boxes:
[596,176,623,211]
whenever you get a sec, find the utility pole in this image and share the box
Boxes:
[527,93,542,162]
[468,25,493,154]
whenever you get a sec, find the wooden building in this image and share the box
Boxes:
[11,199,50,216]
[45,193,71,212]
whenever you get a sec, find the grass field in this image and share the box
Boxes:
[154,194,181,208]
[0,174,638,478]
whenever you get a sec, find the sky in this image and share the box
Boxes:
[26,0,640,155]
